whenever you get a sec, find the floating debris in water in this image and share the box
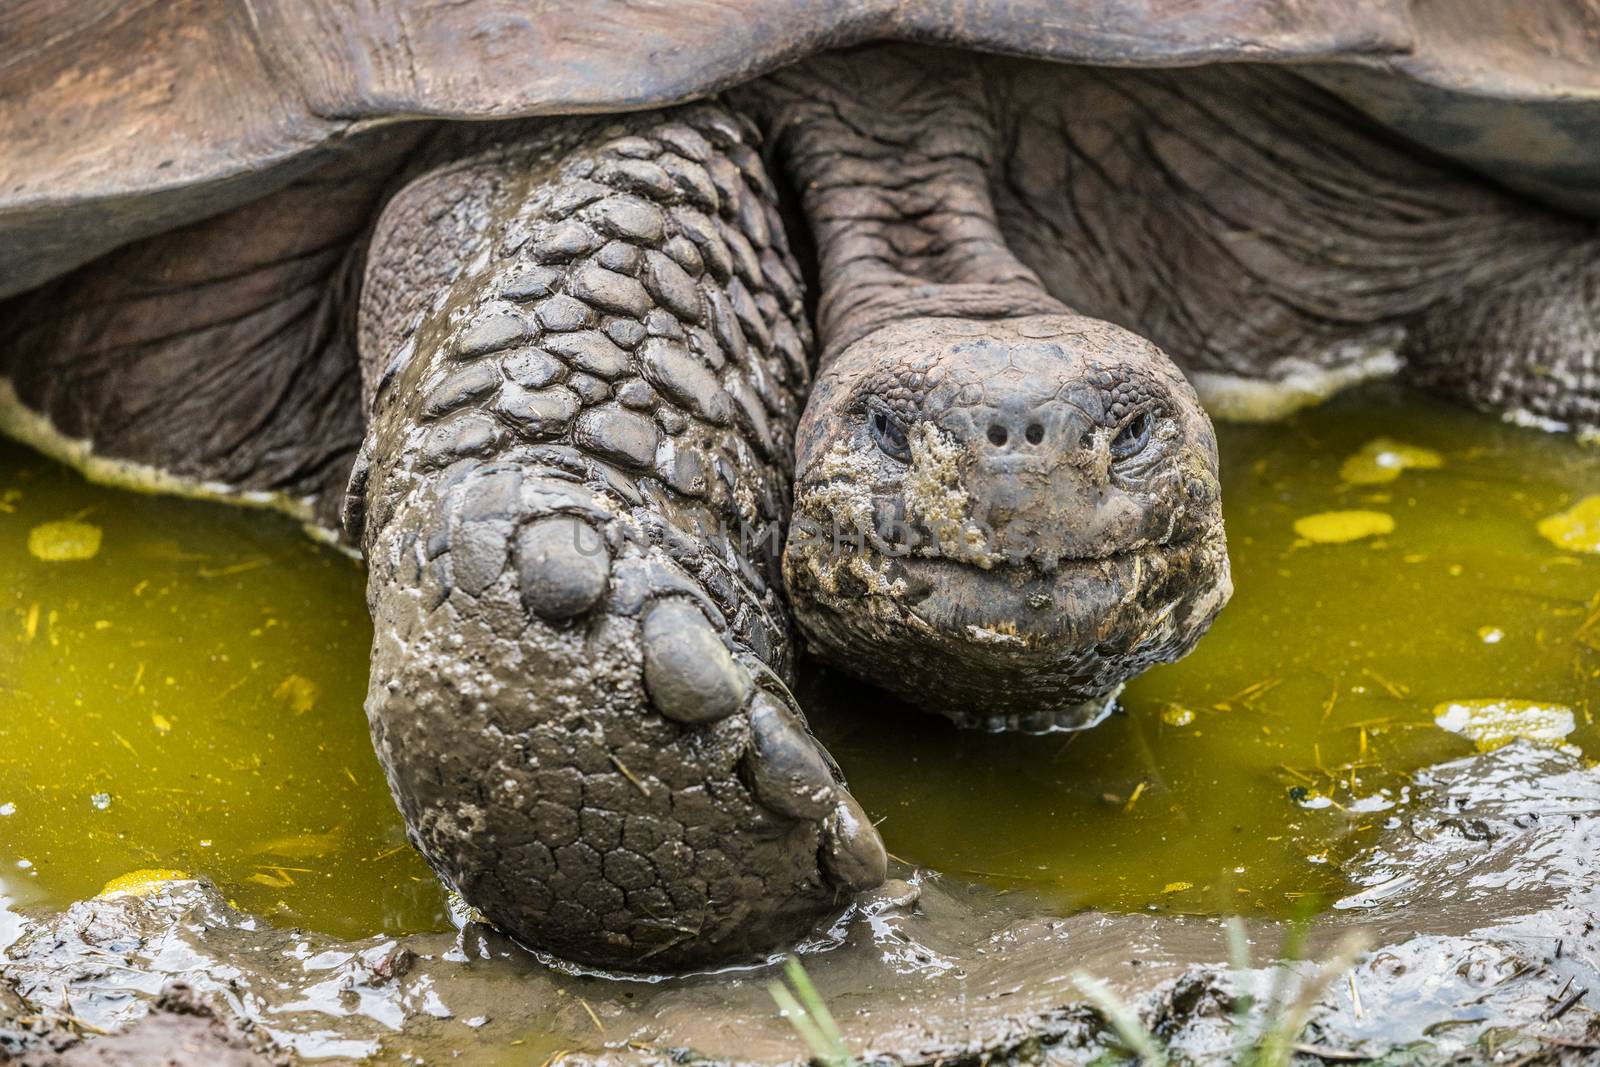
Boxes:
[1338,438,1444,485]
[1160,705,1195,727]
[1433,699,1576,752]
[249,867,301,889]
[89,793,111,811]
[1293,510,1394,544]
[98,869,188,898]
[1537,494,1600,553]
[1334,872,1417,910]
[254,828,343,860]
[274,673,321,715]
[27,519,102,561]
[1477,626,1505,644]
[1346,791,1397,814]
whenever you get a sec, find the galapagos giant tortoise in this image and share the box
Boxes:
[2,1,1598,970]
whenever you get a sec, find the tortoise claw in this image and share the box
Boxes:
[821,791,889,893]
[743,691,836,820]
[517,516,611,622]
[641,598,752,724]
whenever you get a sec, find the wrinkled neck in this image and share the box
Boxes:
[741,49,1065,363]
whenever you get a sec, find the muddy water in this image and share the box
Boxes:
[0,384,1596,945]
[0,459,445,939]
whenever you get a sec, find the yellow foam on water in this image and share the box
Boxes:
[1433,699,1576,752]
[27,520,102,561]
[97,868,188,898]
[1293,510,1394,544]
[1161,706,1196,727]
[1537,495,1600,554]
[1338,438,1444,485]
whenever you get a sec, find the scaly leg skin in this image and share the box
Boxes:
[350,108,884,970]
[1403,245,1600,436]
[983,56,1599,431]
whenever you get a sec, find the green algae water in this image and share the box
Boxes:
[0,454,448,939]
[813,385,1600,916]
[0,384,1596,940]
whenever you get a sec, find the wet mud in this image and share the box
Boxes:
[5,983,287,1067]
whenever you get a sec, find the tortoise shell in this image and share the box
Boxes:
[3,0,1598,301]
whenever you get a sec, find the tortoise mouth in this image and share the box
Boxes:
[786,523,1231,720]
[889,542,1186,649]
[935,686,1123,734]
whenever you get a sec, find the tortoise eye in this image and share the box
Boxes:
[1110,411,1150,461]
[869,408,912,463]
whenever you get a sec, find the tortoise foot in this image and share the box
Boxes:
[360,454,883,969]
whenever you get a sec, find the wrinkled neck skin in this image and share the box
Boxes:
[744,55,1064,362]
[741,50,1231,727]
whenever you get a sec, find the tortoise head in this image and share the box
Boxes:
[783,314,1231,730]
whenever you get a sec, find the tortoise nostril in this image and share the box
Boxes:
[987,424,1009,447]
[1024,422,1044,445]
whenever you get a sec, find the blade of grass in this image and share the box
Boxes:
[1257,932,1371,1067]
[1070,971,1169,1067]
[768,981,836,1065]
[768,956,856,1067]
[1261,912,1312,1028]
[1227,916,1256,1036]
[785,956,848,1056]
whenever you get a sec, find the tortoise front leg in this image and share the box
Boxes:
[350,108,884,969]
[1401,244,1600,435]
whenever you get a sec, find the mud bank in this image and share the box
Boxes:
[3,741,1596,1065]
